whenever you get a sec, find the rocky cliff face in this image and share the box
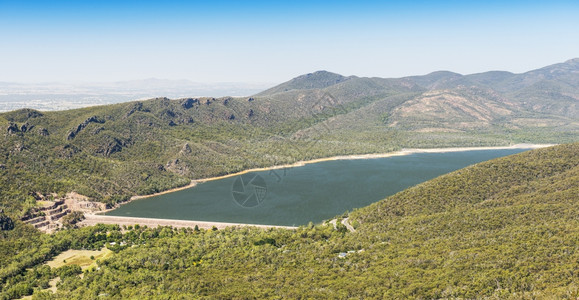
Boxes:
[66,116,105,140]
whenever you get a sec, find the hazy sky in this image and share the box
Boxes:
[1,0,578,83]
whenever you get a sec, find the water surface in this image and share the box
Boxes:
[107,149,529,226]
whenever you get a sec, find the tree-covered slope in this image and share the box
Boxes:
[1,144,576,299]
[0,95,407,217]
[256,70,351,95]
[259,58,578,145]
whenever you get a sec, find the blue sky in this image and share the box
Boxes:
[1,0,578,83]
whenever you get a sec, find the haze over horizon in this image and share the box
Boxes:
[1,0,578,83]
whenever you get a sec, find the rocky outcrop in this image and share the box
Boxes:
[125,102,143,118]
[24,109,43,119]
[96,137,128,156]
[66,131,75,140]
[20,123,33,132]
[182,98,199,109]
[92,127,104,135]
[166,158,190,176]
[67,116,105,140]
[57,144,81,159]
[180,116,194,124]
[158,97,170,106]
[6,123,19,135]
[161,109,176,118]
[5,121,35,135]
[38,128,50,136]
[180,143,192,155]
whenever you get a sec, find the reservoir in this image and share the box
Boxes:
[106,148,530,226]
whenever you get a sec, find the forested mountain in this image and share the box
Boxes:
[1,144,577,298]
[256,70,351,95]
[0,59,577,217]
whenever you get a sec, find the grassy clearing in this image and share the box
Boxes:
[19,249,113,298]
[44,248,113,270]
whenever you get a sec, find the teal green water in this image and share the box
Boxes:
[106,149,530,226]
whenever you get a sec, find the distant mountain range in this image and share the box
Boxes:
[254,58,577,141]
[0,79,273,112]
[0,59,577,216]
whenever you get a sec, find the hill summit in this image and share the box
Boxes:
[257,70,349,95]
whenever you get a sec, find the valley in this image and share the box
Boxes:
[0,59,577,299]
[104,146,543,227]
[1,59,577,220]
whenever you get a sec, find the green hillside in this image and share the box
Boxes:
[1,59,578,218]
[256,70,351,95]
[1,144,576,299]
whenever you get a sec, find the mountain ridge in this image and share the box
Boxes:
[0,59,577,218]
[259,57,579,96]
[256,70,351,96]
[256,58,577,131]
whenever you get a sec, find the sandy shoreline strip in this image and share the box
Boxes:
[90,143,554,229]
[133,143,556,201]
[81,214,297,230]
[131,181,198,201]
[196,143,556,183]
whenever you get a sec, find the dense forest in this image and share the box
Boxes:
[0,143,577,298]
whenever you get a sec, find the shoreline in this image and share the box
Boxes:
[196,143,556,183]
[81,215,297,230]
[132,143,556,200]
[92,143,555,227]
[131,181,198,201]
